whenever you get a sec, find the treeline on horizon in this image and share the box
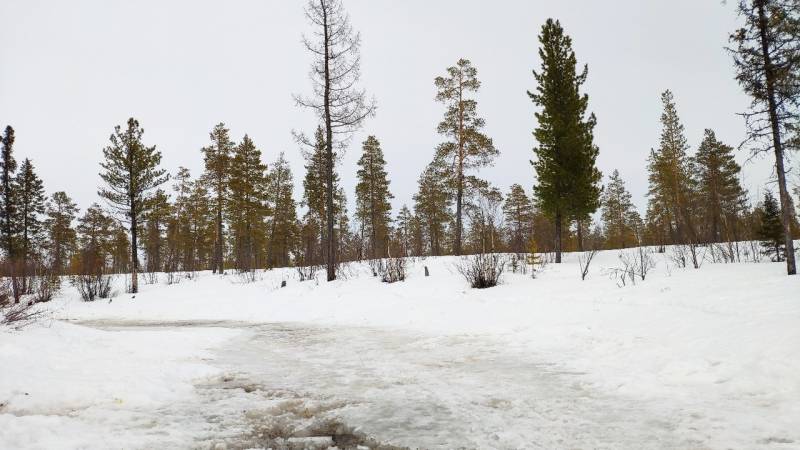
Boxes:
[0,0,799,305]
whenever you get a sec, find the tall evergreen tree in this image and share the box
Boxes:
[266,152,298,268]
[691,129,747,243]
[302,127,344,266]
[296,0,375,281]
[729,0,799,275]
[758,190,785,261]
[601,169,641,249]
[646,91,695,248]
[14,158,46,279]
[413,159,452,256]
[434,58,498,255]
[1,125,18,261]
[98,118,169,293]
[76,203,115,273]
[355,135,393,259]
[201,123,234,275]
[227,134,268,273]
[142,188,171,273]
[45,191,78,274]
[394,205,414,257]
[503,184,534,254]
[529,19,601,262]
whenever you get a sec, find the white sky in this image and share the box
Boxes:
[0,0,785,217]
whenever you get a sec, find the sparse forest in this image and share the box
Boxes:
[1,0,799,311]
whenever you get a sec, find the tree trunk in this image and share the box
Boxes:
[555,211,562,263]
[130,203,139,294]
[576,219,584,252]
[757,0,797,275]
[323,3,336,281]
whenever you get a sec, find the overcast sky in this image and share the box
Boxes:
[0,0,783,217]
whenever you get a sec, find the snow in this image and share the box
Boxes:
[1,248,799,448]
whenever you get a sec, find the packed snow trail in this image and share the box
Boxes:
[79,320,748,449]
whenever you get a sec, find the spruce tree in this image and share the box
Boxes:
[729,0,799,275]
[201,123,234,275]
[601,170,641,249]
[646,91,695,248]
[227,134,268,273]
[413,159,452,256]
[1,125,18,261]
[759,190,785,261]
[355,135,394,259]
[14,158,46,284]
[691,129,747,243]
[266,152,298,268]
[529,19,601,262]
[434,58,498,255]
[503,184,534,254]
[45,191,78,274]
[98,118,168,293]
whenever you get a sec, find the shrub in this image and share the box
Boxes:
[457,253,505,289]
[32,269,61,303]
[380,257,406,283]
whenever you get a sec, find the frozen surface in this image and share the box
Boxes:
[2,249,799,448]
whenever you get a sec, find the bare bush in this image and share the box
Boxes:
[1,302,44,328]
[578,250,598,280]
[380,257,406,283]
[605,246,655,287]
[72,273,113,301]
[457,253,505,289]
[32,269,61,303]
[670,243,705,269]
[296,264,319,282]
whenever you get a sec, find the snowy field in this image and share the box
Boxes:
[1,248,799,449]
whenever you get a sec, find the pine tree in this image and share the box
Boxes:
[646,91,695,248]
[1,125,18,261]
[201,123,234,275]
[529,19,601,262]
[45,191,78,274]
[187,177,214,273]
[296,0,375,281]
[98,118,169,293]
[14,158,46,283]
[413,159,452,256]
[142,189,171,273]
[729,0,799,275]
[395,205,414,257]
[759,190,785,261]
[691,129,747,243]
[601,170,641,249]
[434,58,498,256]
[227,134,268,273]
[355,135,393,259]
[266,152,298,268]
[503,184,534,254]
[76,203,115,274]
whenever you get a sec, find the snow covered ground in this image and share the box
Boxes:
[1,248,799,449]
